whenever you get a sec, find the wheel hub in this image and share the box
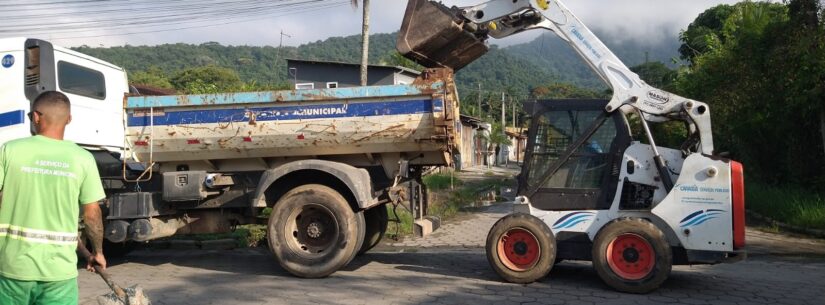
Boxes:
[513,241,528,256]
[497,228,541,272]
[606,233,655,280]
[306,222,324,239]
[622,247,639,263]
[285,204,339,256]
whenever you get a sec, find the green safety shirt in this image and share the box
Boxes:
[0,135,105,281]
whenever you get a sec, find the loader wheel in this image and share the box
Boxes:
[358,204,388,255]
[592,218,672,294]
[486,213,556,284]
[268,184,361,278]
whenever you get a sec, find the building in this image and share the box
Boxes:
[506,128,528,164]
[457,115,491,170]
[286,59,420,89]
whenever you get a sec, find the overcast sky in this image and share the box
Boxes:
[23,0,744,48]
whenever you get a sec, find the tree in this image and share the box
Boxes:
[630,62,677,89]
[675,0,825,186]
[128,66,173,89]
[170,65,244,94]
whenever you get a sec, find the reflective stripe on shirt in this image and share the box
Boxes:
[0,224,78,246]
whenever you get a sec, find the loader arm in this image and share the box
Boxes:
[398,0,715,156]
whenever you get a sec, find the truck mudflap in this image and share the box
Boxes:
[397,0,489,70]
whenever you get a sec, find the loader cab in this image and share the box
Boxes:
[519,99,632,211]
[0,38,128,148]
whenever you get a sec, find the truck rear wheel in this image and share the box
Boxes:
[592,218,672,294]
[268,184,361,278]
[486,213,556,284]
[358,204,388,255]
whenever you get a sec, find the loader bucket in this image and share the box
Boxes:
[397,0,489,71]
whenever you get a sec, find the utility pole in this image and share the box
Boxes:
[477,83,482,117]
[512,97,516,128]
[501,92,506,166]
[360,0,370,86]
[279,30,291,49]
[278,30,291,68]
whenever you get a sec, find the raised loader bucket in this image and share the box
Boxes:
[397,0,489,71]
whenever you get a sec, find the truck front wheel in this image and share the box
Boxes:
[268,184,361,278]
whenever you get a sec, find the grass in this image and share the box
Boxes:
[169,224,267,248]
[747,182,825,230]
[422,172,462,191]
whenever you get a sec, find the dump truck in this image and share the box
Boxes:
[0,37,459,278]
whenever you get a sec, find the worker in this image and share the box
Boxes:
[0,91,107,305]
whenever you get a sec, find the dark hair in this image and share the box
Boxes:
[32,91,71,110]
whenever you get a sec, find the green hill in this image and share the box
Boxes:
[73,30,679,94]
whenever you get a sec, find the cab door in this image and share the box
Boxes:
[519,100,631,211]
[53,50,126,148]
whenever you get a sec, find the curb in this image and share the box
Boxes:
[746,210,825,239]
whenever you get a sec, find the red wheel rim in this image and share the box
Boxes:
[606,233,655,280]
[497,228,541,271]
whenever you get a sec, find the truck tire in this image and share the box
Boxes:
[592,218,672,294]
[486,213,556,284]
[358,204,388,255]
[267,184,360,278]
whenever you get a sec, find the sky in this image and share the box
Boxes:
[7,0,745,48]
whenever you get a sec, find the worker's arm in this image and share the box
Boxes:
[82,202,107,271]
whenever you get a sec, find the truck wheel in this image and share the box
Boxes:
[358,204,388,255]
[268,184,360,278]
[486,213,556,284]
[592,218,672,294]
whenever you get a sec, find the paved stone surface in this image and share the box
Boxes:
[79,201,825,305]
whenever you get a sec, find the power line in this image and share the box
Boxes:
[0,0,346,34]
[0,0,349,40]
[49,2,348,40]
[0,0,342,33]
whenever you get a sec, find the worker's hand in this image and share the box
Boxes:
[86,252,107,272]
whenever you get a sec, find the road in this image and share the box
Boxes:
[78,202,825,305]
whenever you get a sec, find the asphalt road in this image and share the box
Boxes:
[78,203,825,305]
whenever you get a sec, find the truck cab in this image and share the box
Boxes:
[0,37,128,150]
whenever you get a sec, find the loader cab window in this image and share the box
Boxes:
[57,61,106,100]
[522,100,629,211]
[527,110,605,187]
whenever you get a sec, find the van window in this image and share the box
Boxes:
[58,61,106,99]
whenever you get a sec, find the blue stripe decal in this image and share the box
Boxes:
[553,211,589,226]
[691,217,718,226]
[127,99,435,127]
[552,212,596,230]
[560,219,589,229]
[679,210,704,223]
[555,214,591,229]
[126,83,444,108]
[682,214,711,227]
[0,110,25,128]
[680,209,725,228]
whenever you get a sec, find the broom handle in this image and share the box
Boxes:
[77,240,128,300]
